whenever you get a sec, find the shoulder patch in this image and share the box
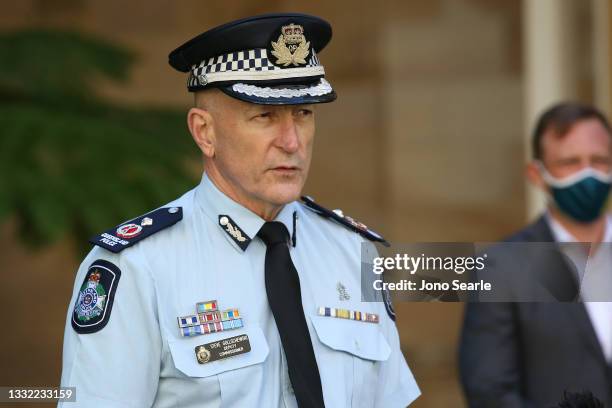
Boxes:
[300,196,389,246]
[89,207,183,253]
[72,259,121,334]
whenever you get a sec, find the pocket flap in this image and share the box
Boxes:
[168,326,269,377]
[310,315,391,361]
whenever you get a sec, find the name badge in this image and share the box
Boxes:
[195,334,251,364]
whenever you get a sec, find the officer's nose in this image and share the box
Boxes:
[276,114,300,154]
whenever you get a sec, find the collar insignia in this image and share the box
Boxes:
[218,215,251,251]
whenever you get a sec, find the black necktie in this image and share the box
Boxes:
[257,221,325,408]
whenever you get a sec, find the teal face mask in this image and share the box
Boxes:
[539,163,612,223]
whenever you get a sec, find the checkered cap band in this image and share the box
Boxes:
[187,48,324,89]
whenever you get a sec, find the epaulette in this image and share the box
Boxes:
[300,196,389,246]
[89,207,183,253]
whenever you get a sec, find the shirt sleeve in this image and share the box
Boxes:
[58,246,162,408]
[373,299,421,408]
[359,240,420,407]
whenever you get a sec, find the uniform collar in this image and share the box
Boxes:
[195,172,298,252]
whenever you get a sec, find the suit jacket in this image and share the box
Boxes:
[459,216,612,407]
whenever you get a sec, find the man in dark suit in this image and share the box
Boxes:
[459,102,612,407]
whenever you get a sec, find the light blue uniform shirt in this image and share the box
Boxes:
[59,173,420,407]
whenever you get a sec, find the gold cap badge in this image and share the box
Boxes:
[270,24,310,67]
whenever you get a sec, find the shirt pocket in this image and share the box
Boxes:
[167,325,269,378]
[310,315,390,407]
[166,326,271,406]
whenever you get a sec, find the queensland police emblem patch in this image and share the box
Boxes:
[71,259,121,334]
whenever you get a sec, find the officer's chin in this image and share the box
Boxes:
[265,183,304,207]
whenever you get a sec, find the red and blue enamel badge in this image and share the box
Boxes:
[115,223,143,239]
[71,259,121,334]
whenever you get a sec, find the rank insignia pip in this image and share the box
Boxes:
[300,196,389,246]
[72,259,121,334]
[90,207,183,253]
[270,23,310,67]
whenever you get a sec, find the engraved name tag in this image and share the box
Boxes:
[195,334,251,364]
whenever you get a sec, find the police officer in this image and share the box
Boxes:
[59,13,420,408]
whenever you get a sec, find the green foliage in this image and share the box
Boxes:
[0,29,198,251]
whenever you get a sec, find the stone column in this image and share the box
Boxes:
[592,0,611,114]
[522,0,581,220]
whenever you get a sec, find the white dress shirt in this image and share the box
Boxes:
[546,213,612,363]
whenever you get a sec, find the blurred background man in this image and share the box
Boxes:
[460,102,612,407]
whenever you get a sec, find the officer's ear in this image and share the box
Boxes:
[526,160,546,190]
[188,106,216,159]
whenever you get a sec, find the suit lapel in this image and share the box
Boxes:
[527,217,580,301]
[526,216,609,365]
[521,216,555,242]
